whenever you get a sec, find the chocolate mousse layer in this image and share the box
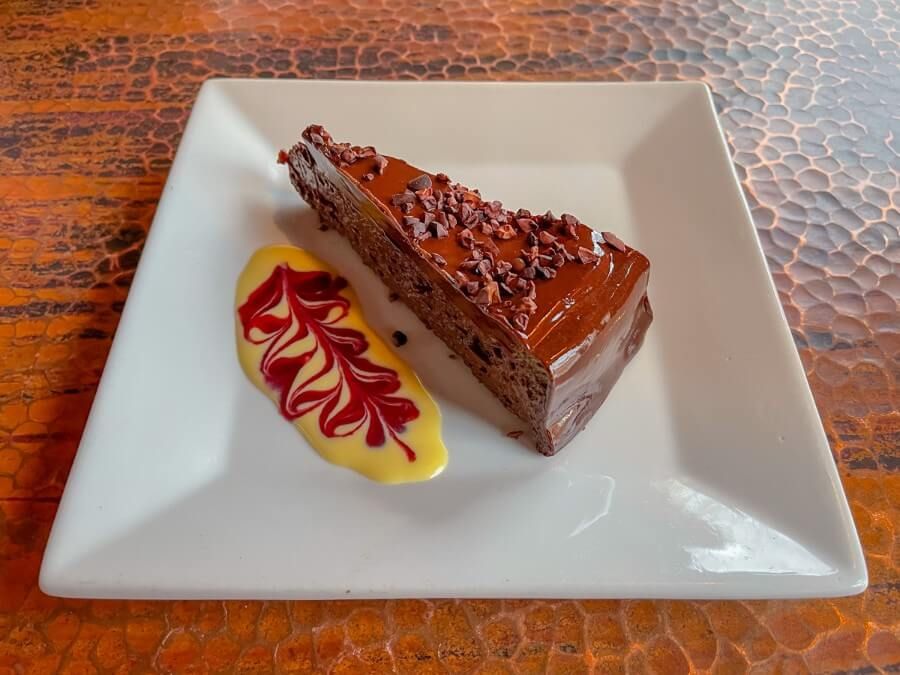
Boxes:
[280,125,652,455]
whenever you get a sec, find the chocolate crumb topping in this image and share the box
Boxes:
[373,155,388,174]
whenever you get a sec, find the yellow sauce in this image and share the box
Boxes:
[235,245,447,484]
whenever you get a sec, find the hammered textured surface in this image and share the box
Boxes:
[0,0,898,672]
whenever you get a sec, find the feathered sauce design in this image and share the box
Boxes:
[235,245,447,483]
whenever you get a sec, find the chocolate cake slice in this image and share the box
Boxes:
[279,125,652,455]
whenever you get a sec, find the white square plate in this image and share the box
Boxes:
[41,80,866,599]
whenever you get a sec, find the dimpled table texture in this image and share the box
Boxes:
[0,0,898,671]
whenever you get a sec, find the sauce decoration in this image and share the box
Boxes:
[235,245,447,483]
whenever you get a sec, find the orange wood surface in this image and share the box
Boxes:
[1,0,898,672]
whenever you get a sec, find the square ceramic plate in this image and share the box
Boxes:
[41,80,866,599]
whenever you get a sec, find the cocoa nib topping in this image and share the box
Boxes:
[475,281,500,306]
[432,221,449,239]
[475,259,493,276]
[391,191,416,207]
[512,313,529,332]
[602,231,628,252]
[307,128,326,146]
[577,246,600,264]
[538,231,557,245]
[457,228,475,249]
[561,213,579,238]
[481,238,500,257]
[516,217,535,232]
[514,296,538,314]
[304,126,388,170]
[298,125,635,332]
[495,224,517,240]
[407,174,432,191]
[536,265,557,280]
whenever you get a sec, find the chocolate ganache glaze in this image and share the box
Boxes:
[280,125,652,454]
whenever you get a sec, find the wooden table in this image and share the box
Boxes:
[1,1,897,672]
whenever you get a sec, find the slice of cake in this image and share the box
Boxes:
[279,125,652,455]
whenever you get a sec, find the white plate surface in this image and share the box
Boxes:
[40,80,865,599]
